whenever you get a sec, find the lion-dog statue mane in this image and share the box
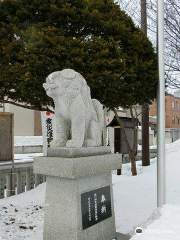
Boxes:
[43,69,104,148]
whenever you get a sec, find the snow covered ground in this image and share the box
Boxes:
[130,204,180,240]
[0,139,180,239]
[0,184,45,240]
[13,136,43,162]
[114,139,180,239]
[14,136,43,147]
[14,153,43,162]
[138,144,157,150]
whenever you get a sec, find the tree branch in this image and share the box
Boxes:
[3,100,54,114]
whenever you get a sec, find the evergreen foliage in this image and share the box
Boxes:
[0,0,158,110]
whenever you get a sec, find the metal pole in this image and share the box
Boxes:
[157,0,166,207]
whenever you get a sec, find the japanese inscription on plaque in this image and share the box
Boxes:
[46,117,53,148]
[81,186,112,230]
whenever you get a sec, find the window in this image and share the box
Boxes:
[178,118,180,125]
[172,117,175,124]
[178,104,180,110]
[172,102,175,109]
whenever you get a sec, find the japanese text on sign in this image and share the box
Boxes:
[46,118,53,148]
[81,186,112,229]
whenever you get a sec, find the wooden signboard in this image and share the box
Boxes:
[0,113,14,161]
[107,116,137,154]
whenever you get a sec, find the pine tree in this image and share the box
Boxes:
[0,0,157,111]
[0,0,158,175]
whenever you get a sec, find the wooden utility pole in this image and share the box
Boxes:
[141,0,150,166]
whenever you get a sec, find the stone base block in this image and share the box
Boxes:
[47,146,111,158]
[44,172,115,240]
[116,233,131,240]
[34,151,122,240]
[34,154,120,179]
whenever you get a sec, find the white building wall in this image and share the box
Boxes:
[138,127,157,146]
[1,103,34,136]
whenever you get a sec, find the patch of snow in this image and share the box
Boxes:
[130,205,180,240]
[0,138,180,239]
[138,144,157,150]
[14,153,43,161]
[150,145,157,149]
[165,138,180,153]
[0,154,43,166]
[14,136,43,147]
[114,138,180,235]
[0,184,45,240]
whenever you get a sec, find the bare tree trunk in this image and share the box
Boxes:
[113,108,137,176]
[130,155,137,176]
[142,103,150,166]
[130,107,138,156]
[141,0,147,35]
[141,0,150,166]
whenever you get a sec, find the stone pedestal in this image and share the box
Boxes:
[34,147,122,240]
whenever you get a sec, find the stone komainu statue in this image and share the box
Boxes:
[43,69,104,148]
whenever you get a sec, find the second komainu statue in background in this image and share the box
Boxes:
[43,69,104,148]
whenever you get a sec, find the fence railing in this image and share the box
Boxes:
[0,160,45,199]
[0,148,157,198]
[14,145,43,154]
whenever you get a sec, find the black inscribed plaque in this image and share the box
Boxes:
[81,186,112,230]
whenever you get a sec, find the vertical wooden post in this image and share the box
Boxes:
[26,170,31,191]
[11,113,15,195]
[16,171,22,194]
[0,175,5,199]
[35,174,41,187]
[6,173,11,197]
[43,175,46,183]
[141,0,150,166]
